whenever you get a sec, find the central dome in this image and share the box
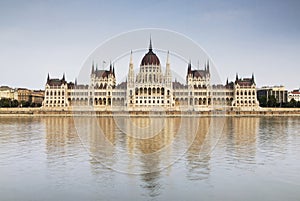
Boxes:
[141,39,160,66]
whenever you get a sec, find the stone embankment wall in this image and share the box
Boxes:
[1,107,300,117]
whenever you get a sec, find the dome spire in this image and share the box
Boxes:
[149,35,152,51]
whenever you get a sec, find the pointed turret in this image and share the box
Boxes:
[236,73,239,81]
[252,73,255,84]
[130,50,133,65]
[47,73,50,81]
[91,61,95,74]
[75,78,77,86]
[62,73,65,81]
[206,60,210,73]
[166,51,170,65]
[187,60,192,74]
[113,65,115,77]
[226,78,229,85]
[109,61,112,73]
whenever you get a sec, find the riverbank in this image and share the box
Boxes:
[1,107,300,117]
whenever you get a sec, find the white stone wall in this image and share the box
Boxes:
[43,84,68,108]
[233,84,259,108]
[288,92,300,102]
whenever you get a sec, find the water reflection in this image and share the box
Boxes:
[223,117,260,166]
[43,117,265,174]
[185,117,211,180]
[32,117,300,199]
[258,117,289,153]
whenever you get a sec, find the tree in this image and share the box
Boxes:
[0,98,10,107]
[267,95,277,107]
[20,100,30,107]
[11,99,19,107]
[258,95,267,107]
[289,98,297,107]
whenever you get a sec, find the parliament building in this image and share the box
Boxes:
[42,40,259,111]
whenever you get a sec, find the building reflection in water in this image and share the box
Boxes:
[44,117,79,173]
[223,117,260,166]
[258,117,289,160]
[43,116,263,198]
[185,117,211,181]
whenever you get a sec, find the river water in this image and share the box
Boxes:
[0,116,299,201]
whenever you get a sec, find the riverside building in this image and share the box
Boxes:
[42,40,259,111]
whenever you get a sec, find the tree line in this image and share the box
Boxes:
[258,95,300,108]
[0,98,41,108]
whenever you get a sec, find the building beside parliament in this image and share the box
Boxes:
[42,40,259,111]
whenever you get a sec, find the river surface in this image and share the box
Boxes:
[0,116,299,201]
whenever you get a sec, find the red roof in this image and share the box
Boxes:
[141,48,160,66]
[94,70,113,78]
[191,70,209,78]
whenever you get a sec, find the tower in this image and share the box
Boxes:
[127,50,135,87]
[165,51,172,87]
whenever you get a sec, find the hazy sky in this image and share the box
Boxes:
[0,0,299,90]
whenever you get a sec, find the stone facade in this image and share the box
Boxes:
[42,40,259,111]
[0,86,18,100]
[288,89,300,102]
[257,86,288,104]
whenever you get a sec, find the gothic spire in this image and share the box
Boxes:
[62,73,65,81]
[130,50,133,64]
[187,60,192,74]
[166,51,170,65]
[226,78,229,85]
[91,61,95,74]
[252,73,255,83]
[47,73,50,81]
[109,61,112,72]
[206,60,210,73]
[236,73,239,81]
[75,78,77,85]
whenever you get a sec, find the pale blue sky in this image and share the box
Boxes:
[0,0,299,89]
